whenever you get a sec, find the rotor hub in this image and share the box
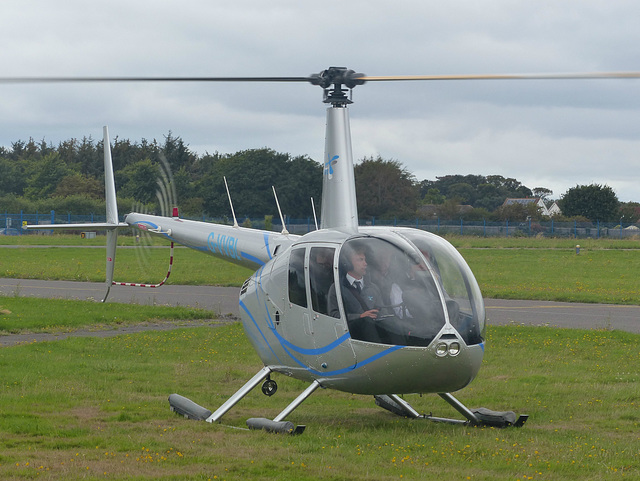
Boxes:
[309,67,366,106]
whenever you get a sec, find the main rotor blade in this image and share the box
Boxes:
[3,71,640,86]
[0,76,312,84]
[360,72,640,81]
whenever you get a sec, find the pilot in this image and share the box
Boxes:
[327,242,382,342]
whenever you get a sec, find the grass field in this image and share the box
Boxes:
[0,245,253,286]
[2,232,640,249]
[0,322,638,480]
[0,234,638,479]
[1,234,638,304]
[0,296,217,334]
[462,249,640,304]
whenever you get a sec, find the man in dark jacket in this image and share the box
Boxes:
[327,243,383,342]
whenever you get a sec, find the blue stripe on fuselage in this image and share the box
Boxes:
[239,300,404,377]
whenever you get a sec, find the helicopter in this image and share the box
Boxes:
[15,66,640,434]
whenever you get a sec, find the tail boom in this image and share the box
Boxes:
[125,212,297,270]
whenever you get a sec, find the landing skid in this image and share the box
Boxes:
[374,393,528,428]
[169,368,527,435]
[169,366,308,435]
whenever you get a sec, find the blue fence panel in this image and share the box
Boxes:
[2,211,640,238]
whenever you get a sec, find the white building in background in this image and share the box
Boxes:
[546,202,562,217]
[502,198,562,217]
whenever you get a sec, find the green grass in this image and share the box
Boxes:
[3,232,640,249]
[2,235,639,304]
[444,234,640,250]
[463,248,640,304]
[0,234,638,479]
[0,233,166,247]
[0,322,638,480]
[0,246,252,286]
[0,296,217,334]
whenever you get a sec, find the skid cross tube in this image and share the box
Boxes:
[438,392,480,424]
[273,380,321,422]
[387,394,421,418]
[206,366,272,423]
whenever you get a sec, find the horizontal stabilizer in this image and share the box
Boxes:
[25,222,128,231]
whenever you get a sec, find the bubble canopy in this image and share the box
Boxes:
[330,229,486,347]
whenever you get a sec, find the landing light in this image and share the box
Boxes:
[435,341,461,357]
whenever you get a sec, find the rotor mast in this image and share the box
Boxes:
[311,68,366,233]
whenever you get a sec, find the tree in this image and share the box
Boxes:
[162,131,197,174]
[421,187,445,205]
[474,183,504,211]
[559,184,619,222]
[493,201,543,222]
[447,182,476,204]
[419,174,534,211]
[0,157,26,196]
[53,173,104,199]
[436,198,466,219]
[196,149,322,218]
[617,202,640,224]
[116,159,160,204]
[46,194,106,215]
[76,136,102,178]
[23,153,72,200]
[532,187,553,202]
[354,156,418,219]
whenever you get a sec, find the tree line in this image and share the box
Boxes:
[1,134,637,223]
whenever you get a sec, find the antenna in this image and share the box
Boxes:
[272,186,289,235]
[224,176,239,228]
[311,197,319,230]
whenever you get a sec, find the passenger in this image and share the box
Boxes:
[390,261,437,318]
[368,244,394,307]
[388,258,446,344]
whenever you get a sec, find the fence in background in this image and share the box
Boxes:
[2,210,639,238]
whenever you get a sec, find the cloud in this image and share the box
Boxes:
[1,0,639,202]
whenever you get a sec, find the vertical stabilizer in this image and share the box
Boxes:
[320,106,359,233]
[104,126,119,225]
[103,126,118,301]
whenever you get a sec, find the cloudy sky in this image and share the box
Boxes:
[2,0,639,202]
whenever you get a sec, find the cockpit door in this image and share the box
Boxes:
[306,245,357,373]
[284,247,315,361]
[285,245,356,374]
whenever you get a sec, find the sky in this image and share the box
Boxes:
[1,0,640,202]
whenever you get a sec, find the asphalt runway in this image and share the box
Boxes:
[1,278,639,334]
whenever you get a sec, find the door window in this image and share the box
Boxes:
[288,248,307,307]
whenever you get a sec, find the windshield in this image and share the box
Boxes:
[396,229,486,344]
[329,232,485,347]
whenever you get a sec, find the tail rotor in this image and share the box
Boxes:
[109,150,178,295]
